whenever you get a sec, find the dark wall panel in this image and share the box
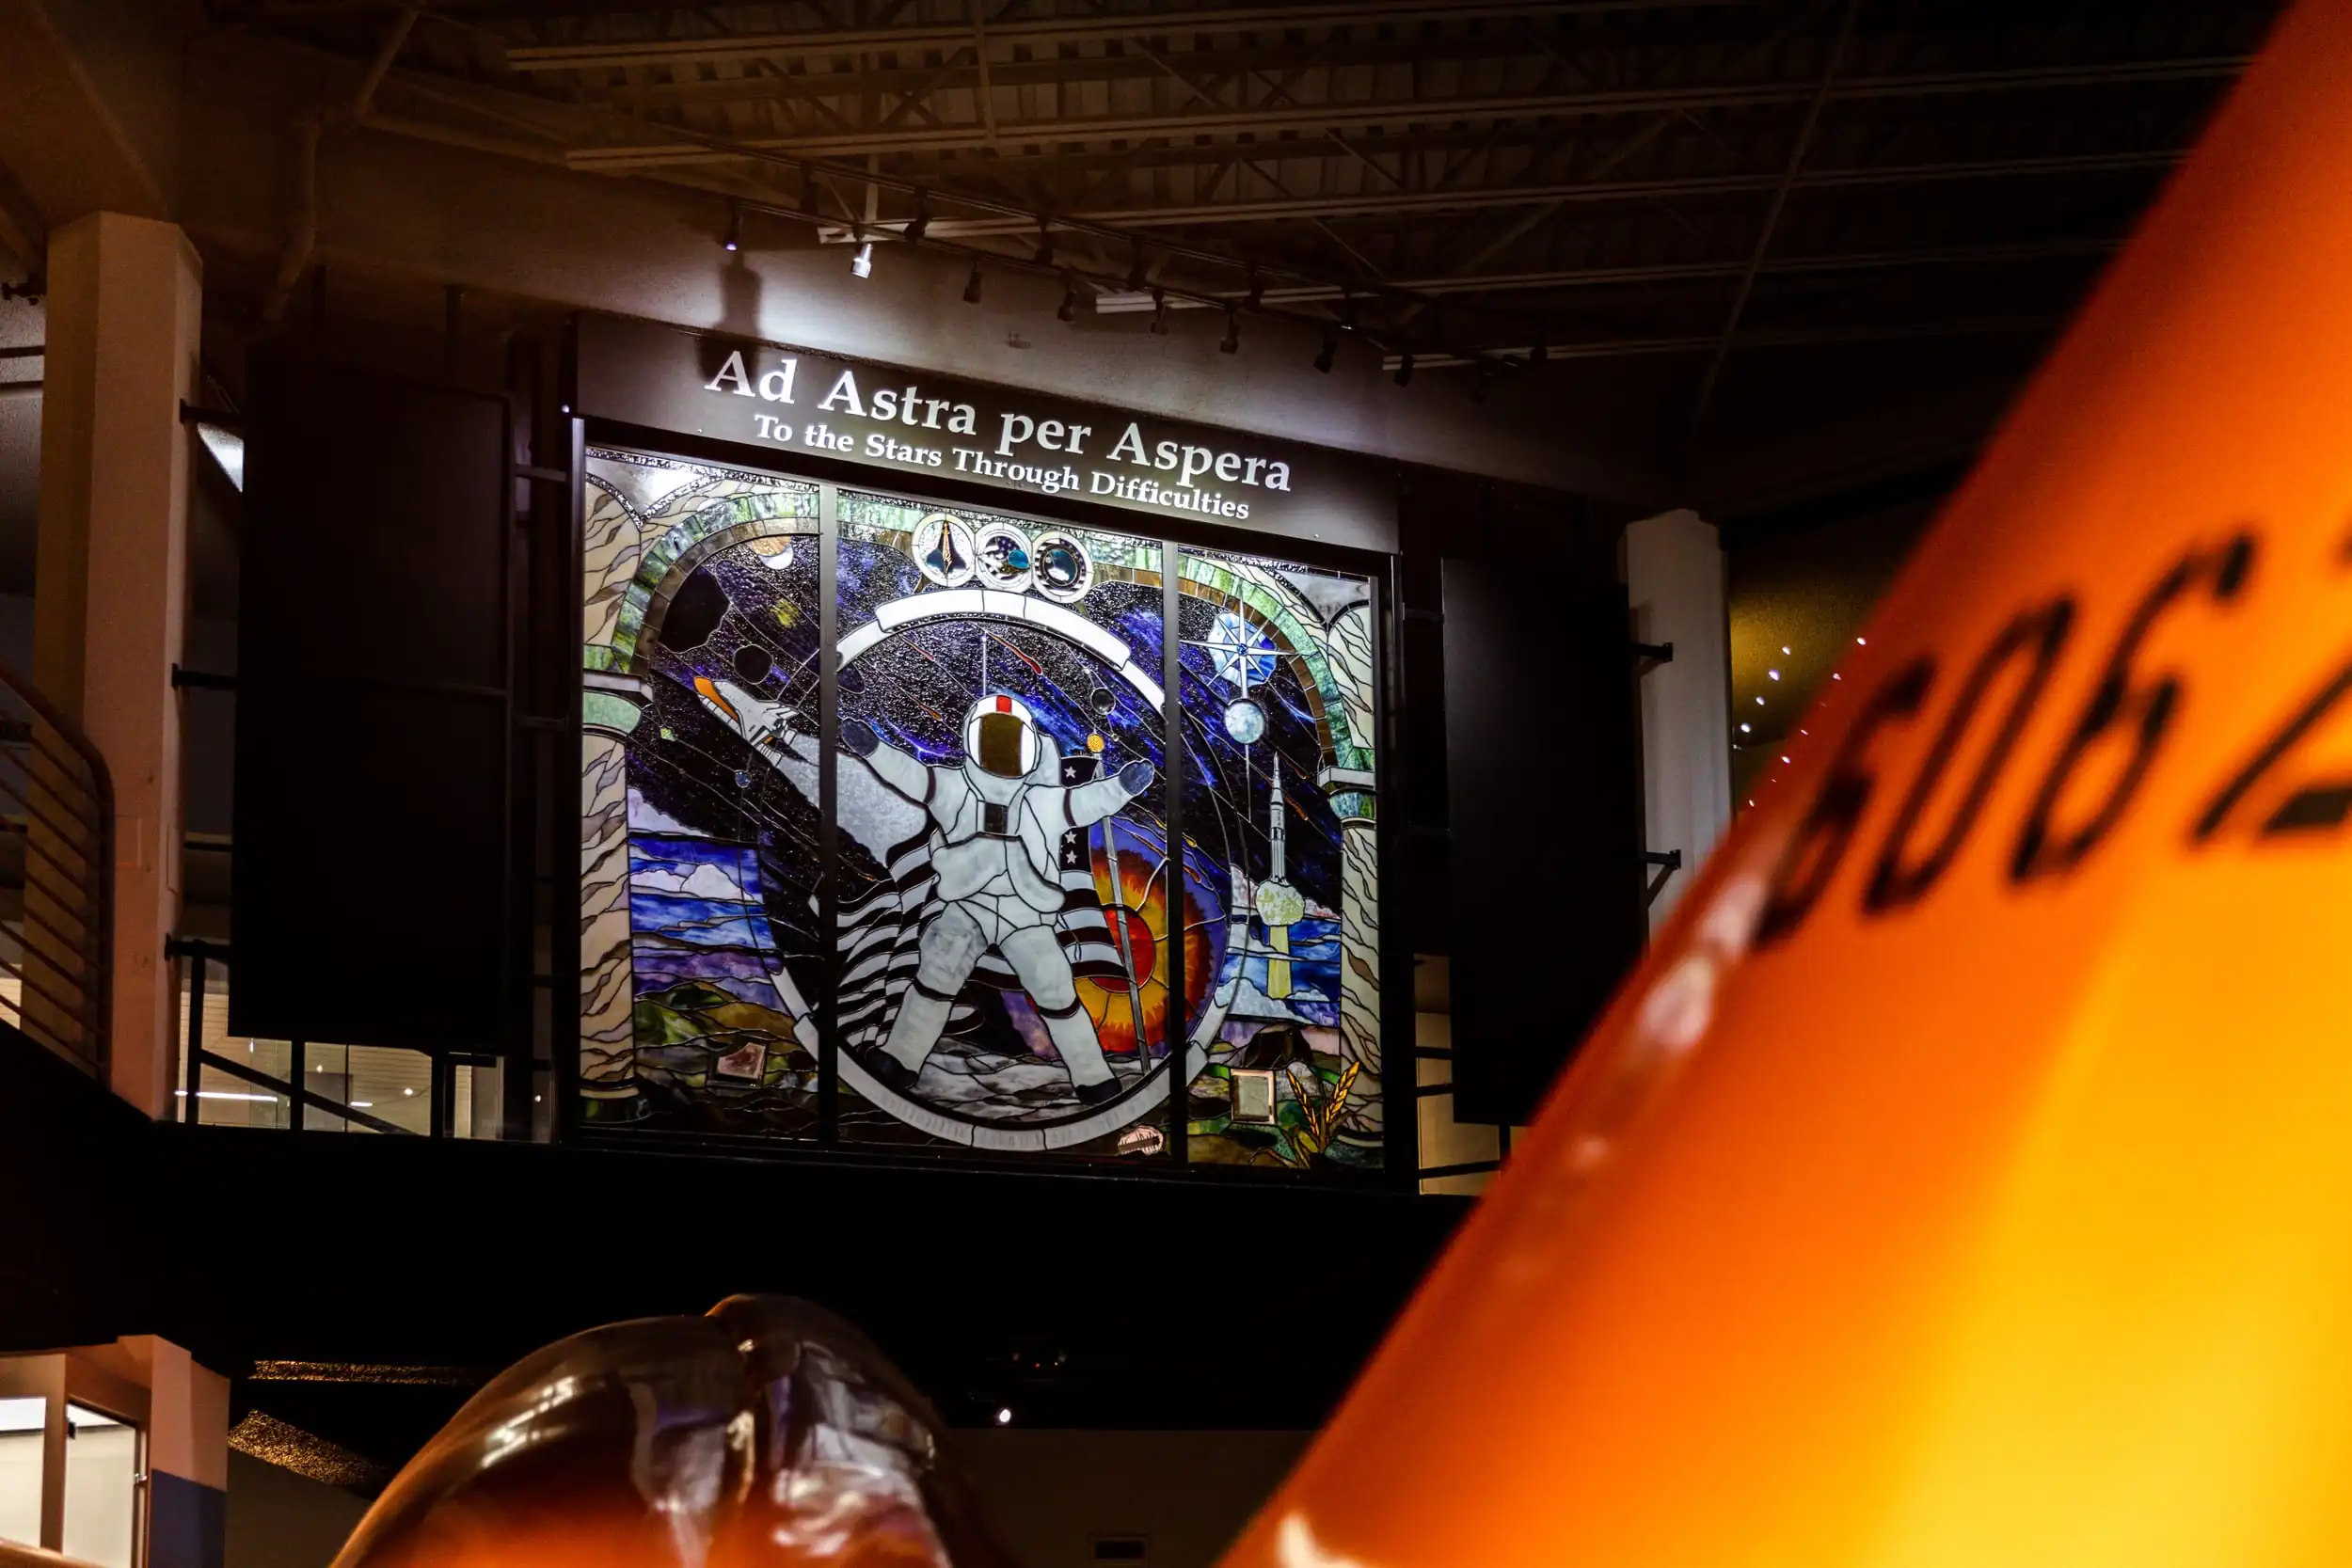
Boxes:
[1442,555,1645,1126]
[232,360,511,1051]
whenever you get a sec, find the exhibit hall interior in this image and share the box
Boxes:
[1,1,2336,1565]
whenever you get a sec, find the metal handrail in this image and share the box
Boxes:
[0,651,113,1076]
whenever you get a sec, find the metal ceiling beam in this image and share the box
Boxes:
[1383,314,2063,371]
[1085,237,2122,309]
[880,150,2182,237]
[505,1,1733,73]
[592,33,1600,108]
[1689,0,1860,444]
[560,56,2248,166]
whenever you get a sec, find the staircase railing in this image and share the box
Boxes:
[0,653,113,1076]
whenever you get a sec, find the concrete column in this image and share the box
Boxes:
[32,213,199,1117]
[1625,509,1731,930]
[137,1339,229,1568]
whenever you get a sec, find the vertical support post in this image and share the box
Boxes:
[817,483,840,1143]
[31,212,201,1114]
[136,1338,229,1568]
[1161,542,1186,1165]
[181,945,204,1124]
[558,413,595,1140]
[286,1039,305,1132]
[1624,509,1731,931]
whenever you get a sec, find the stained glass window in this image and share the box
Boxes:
[580,449,1383,1175]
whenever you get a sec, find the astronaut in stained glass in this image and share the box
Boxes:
[844,694,1152,1105]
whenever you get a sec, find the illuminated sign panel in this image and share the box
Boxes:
[570,313,1399,553]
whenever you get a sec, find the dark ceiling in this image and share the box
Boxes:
[207,0,2284,488]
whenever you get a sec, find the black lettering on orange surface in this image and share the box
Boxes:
[2192,655,2352,841]
[2010,532,2257,882]
[1865,598,2075,912]
[1755,659,1934,948]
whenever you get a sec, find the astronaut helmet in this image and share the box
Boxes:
[962,692,1042,779]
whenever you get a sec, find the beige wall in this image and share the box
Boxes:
[223,1455,368,1568]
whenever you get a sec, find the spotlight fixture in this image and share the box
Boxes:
[1392,350,1414,388]
[721,205,742,253]
[1220,305,1241,354]
[1057,277,1080,324]
[1314,324,1339,373]
[1034,221,1056,267]
[962,264,984,304]
[1338,298,1359,333]
[850,239,874,279]
[1150,289,1169,335]
[904,193,931,245]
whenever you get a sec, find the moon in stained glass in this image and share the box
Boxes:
[1223,697,1267,744]
[747,536,795,571]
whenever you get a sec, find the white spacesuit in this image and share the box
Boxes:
[697,678,1151,1107]
[851,694,1152,1105]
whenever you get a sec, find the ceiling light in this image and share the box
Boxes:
[1058,277,1079,324]
[1220,306,1240,354]
[962,264,984,305]
[1781,645,1792,655]
[850,240,874,279]
[1739,722,1751,733]
[1781,755,1791,764]
[1314,324,1339,373]
[1856,636,1867,645]
[721,205,742,252]
[1755,696,1765,705]
[903,193,931,245]
[403,1087,415,1097]
[1392,351,1414,388]
[1768,669,1781,680]
[994,1407,1013,1426]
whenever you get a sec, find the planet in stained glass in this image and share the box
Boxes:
[1031,531,1093,602]
[747,536,795,571]
[1223,697,1268,744]
[973,522,1034,591]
